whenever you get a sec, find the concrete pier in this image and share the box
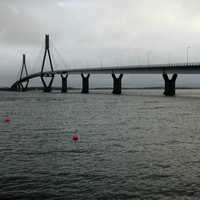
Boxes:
[81,73,90,93]
[61,73,68,93]
[112,73,123,94]
[41,73,54,92]
[163,73,177,96]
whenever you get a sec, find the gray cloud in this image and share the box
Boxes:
[1,0,200,86]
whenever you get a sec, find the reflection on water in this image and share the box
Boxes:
[1,89,200,199]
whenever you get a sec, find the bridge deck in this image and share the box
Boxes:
[11,63,200,88]
[64,63,200,74]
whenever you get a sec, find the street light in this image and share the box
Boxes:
[186,46,191,65]
[167,52,171,65]
[137,56,141,65]
[146,51,152,65]
[100,60,103,68]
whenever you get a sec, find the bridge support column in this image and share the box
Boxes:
[61,73,68,93]
[20,82,28,92]
[81,73,90,93]
[112,73,123,95]
[11,84,18,91]
[16,84,21,91]
[41,74,54,92]
[20,54,29,92]
[163,73,177,96]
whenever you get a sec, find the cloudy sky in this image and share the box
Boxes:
[0,0,200,87]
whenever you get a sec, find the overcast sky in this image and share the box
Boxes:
[1,0,200,87]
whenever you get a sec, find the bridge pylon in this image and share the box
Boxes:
[163,73,178,96]
[11,54,29,91]
[40,34,54,92]
[81,73,90,93]
[112,73,123,95]
[61,73,68,93]
[20,54,29,91]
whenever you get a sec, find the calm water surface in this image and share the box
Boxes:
[1,89,200,200]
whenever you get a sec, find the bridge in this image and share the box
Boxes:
[11,35,200,96]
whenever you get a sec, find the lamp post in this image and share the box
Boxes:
[146,51,152,65]
[186,46,191,65]
[137,56,141,65]
[100,60,103,68]
[167,52,171,65]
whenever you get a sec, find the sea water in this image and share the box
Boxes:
[1,89,200,200]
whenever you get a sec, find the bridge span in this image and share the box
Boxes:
[10,35,200,96]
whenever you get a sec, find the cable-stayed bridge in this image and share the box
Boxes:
[11,35,200,96]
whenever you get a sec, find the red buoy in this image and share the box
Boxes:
[4,116,11,123]
[72,133,80,143]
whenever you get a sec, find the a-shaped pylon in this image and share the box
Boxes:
[40,34,54,92]
[19,54,29,91]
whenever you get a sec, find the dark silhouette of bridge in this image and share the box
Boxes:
[11,35,200,96]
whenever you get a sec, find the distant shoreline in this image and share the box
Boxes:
[1,87,200,91]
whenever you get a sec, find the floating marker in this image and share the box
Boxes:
[4,117,11,123]
[64,128,80,143]
[72,134,80,143]
[72,130,79,143]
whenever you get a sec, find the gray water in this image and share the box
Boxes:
[1,89,200,200]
